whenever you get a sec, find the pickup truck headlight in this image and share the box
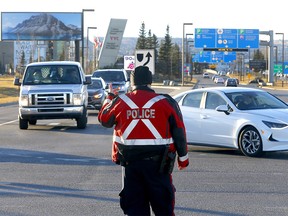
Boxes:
[19,95,29,106]
[73,94,83,105]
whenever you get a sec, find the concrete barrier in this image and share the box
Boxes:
[163,80,169,86]
[169,81,175,86]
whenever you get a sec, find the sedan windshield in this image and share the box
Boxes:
[226,91,288,110]
[88,80,103,89]
[93,71,125,82]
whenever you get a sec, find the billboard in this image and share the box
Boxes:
[1,12,82,41]
[98,18,127,68]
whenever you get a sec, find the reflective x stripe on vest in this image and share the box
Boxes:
[114,94,173,145]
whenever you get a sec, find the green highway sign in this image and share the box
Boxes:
[274,64,282,73]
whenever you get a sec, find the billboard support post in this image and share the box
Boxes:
[86,27,97,72]
[81,9,94,71]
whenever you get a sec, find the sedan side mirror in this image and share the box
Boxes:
[216,104,230,115]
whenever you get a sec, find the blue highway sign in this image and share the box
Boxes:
[195,28,259,49]
[193,51,236,63]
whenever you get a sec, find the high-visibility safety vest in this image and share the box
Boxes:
[114,94,174,146]
[98,88,188,163]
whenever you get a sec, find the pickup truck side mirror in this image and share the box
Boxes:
[84,76,92,85]
[14,77,21,86]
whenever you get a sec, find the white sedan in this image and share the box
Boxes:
[173,87,288,157]
[203,73,210,78]
[214,77,224,84]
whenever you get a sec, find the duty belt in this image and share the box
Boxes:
[122,155,162,166]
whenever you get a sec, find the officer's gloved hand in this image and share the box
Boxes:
[177,155,189,170]
[103,83,117,104]
[106,92,116,101]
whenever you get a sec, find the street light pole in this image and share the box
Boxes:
[274,45,278,82]
[86,27,97,73]
[186,34,194,81]
[276,33,285,77]
[82,9,95,71]
[274,45,278,65]
[182,23,193,86]
[246,45,250,72]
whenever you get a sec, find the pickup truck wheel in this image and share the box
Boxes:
[76,108,87,129]
[19,116,28,130]
[29,120,37,125]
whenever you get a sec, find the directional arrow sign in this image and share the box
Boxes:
[135,49,155,74]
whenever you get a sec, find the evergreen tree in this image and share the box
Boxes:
[146,30,154,49]
[60,48,65,61]
[136,22,146,49]
[171,43,181,79]
[19,51,26,75]
[29,53,33,63]
[157,25,173,77]
[152,34,159,66]
[253,49,265,60]
[20,51,25,67]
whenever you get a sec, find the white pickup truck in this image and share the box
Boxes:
[14,61,91,130]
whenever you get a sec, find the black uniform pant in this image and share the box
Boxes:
[119,159,175,216]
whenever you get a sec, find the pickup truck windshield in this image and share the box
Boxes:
[23,65,81,85]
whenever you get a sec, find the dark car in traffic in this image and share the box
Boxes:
[87,77,107,110]
[92,69,131,95]
[225,78,238,87]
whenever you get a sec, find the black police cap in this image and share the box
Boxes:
[131,66,152,86]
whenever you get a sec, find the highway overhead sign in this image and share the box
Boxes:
[195,28,259,49]
[193,51,236,63]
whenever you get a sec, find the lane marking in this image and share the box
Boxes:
[0,119,18,126]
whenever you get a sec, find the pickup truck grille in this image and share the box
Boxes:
[30,92,72,106]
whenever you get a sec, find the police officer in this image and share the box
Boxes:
[98,66,189,216]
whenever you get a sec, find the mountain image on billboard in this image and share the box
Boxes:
[1,12,82,40]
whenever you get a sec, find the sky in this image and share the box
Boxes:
[0,0,286,42]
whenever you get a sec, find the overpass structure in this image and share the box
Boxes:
[259,30,274,83]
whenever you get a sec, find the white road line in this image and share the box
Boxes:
[0,119,18,126]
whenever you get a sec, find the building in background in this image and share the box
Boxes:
[0,41,14,74]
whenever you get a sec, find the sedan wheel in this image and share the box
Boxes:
[239,126,263,157]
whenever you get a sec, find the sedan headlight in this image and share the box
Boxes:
[262,120,288,129]
[93,93,103,99]
[73,94,83,105]
[116,85,125,91]
[19,95,29,106]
